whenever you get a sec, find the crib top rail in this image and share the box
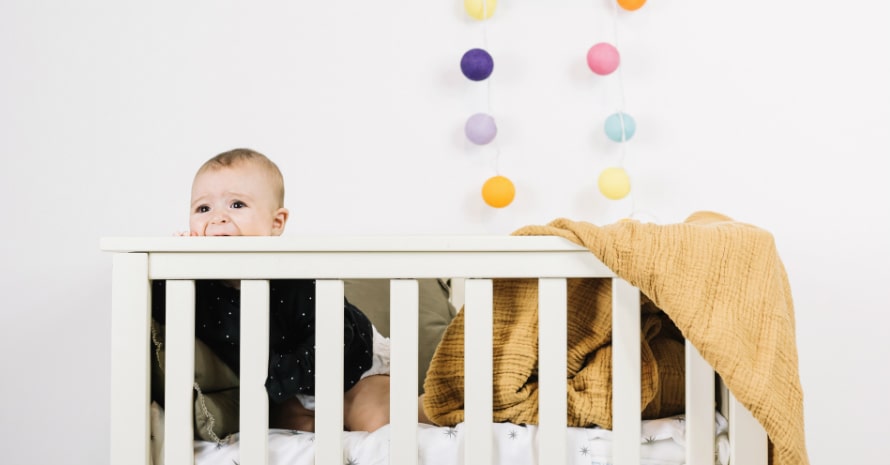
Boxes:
[101,235,590,253]
[100,235,617,279]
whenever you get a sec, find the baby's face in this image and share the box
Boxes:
[188,162,287,236]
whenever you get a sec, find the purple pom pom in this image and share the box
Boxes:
[465,113,497,145]
[461,48,494,81]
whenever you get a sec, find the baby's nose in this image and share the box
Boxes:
[211,213,229,224]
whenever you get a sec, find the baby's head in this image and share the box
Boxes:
[189,148,289,237]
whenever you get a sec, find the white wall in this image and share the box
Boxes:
[1,1,887,463]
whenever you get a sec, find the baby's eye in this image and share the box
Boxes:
[196,205,210,213]
[231,201,246,209]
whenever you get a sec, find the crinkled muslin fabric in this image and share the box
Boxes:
[423,211,809,465]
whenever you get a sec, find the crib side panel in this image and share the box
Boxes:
[106,240,772,465]
[110,253,151,465]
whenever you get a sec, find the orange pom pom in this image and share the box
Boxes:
[617,0,647,11]
[482,175,515,208]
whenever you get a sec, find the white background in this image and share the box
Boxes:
[1,1,888,464]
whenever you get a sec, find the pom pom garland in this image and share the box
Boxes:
[460,1,514,208]
[590,3,647,213]
[455,3,656,211]
[460,48,494,81]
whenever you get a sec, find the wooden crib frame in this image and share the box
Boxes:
[102,236,768,465]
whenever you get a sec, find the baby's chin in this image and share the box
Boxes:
[201,229,241,236]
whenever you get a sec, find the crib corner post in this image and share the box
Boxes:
[729,392,769,465]
[109,252,151,465]
[684,341,715,465]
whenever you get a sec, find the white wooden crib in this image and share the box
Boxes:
[102,236,768,465]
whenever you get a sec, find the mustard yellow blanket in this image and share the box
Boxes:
[423,212,808,465]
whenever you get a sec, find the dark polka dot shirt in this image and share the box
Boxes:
[152,280,374,404]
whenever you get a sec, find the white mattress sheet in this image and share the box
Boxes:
[179,411,730,465]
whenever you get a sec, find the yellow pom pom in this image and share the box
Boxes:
[597,167,631,200]
[482,175,515,208]
[464,0,497,20]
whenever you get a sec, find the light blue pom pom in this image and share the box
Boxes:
[604,112,636,142]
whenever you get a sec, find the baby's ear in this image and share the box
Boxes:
[271,208,289,236]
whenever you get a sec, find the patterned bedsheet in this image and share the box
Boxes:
[168,408,730,465]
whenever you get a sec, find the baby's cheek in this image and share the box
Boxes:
[188,220,204,236]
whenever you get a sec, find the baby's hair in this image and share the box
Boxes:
[198,148,285,207]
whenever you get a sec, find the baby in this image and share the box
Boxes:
[166,148,391,432]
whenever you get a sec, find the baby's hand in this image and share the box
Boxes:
[173,231,199,237]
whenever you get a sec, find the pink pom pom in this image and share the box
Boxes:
[586,43,620,75]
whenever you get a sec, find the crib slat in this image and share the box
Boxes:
[315,280,345,465]
[164,280,196,465]
[729,391,768,465]
[538,278,568,465]
[464,279,493,465]
[611,278,641,465]
[685,340,715,465]
[240,280,271,465]
[110,253,151,465]
[390,279,420,465]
